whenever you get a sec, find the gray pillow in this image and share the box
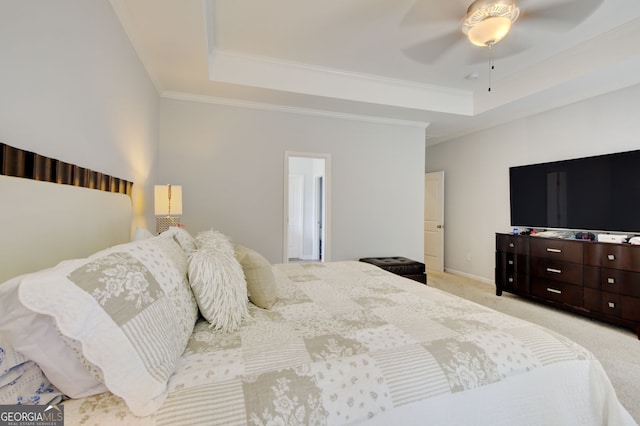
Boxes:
[235,245,277,309]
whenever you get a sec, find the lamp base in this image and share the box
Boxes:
[156,216,180,234]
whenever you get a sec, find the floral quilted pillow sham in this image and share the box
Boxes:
[6,236,198,416]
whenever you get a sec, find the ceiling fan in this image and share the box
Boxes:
[461,0,520,47]
[402,0,603,65]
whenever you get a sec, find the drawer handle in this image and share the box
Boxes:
[547,288,562,294]
[546,268,562,274]
[607,277,615,284]
[608,302,616,309]
[608,254,615,261]
[508,277,514,283]
[547,248,562,253]
[509,243,515,248]
[508,260,514,265]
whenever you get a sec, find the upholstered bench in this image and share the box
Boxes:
[359,256,427,284]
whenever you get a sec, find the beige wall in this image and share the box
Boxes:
[14,0,639,277]
[0,0,159,231]
[426,83,640,282]
[158,98,426,263]
[0,0,426,263]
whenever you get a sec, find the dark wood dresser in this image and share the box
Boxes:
[495,234,529,297]
[495,233,640,339]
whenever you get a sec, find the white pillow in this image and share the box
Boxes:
[8,236,198,416]
[0,270,108,398]
[160,226,197,254]
[132,226,154,241]
[188,230,249,332]
[0,342,64,405]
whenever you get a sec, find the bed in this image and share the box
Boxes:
[0,169,636,425]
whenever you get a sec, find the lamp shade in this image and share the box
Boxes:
[154,185,182,216]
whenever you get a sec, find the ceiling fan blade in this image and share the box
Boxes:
[329,0,402,27]
[402,31,464,64]
[399,0,463,27]
[463,46,494,67]
[468,36,533,65]
[518,0,603,31]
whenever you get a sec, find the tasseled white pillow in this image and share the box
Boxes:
[188,230,249,332]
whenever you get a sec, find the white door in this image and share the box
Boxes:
[424,171,444,271]
[288,174,304,259]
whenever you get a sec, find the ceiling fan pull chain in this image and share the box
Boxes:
[488,44,494,92]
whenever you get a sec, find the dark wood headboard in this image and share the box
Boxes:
[1,142,133,197]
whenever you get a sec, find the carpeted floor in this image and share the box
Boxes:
[426,269,640,423]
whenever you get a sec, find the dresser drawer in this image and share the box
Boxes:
[584,289,640,322]
[497,271,529,294]
[496,234,529,255]
[496,252,528,275]
[495,257,529,296]
[531,257,583,285]
[530,238,583,263]
[584,243,640,272]
[584,288,622,317]
[530,278,583,307]
[621,295,640,322]
[583,266,640,297]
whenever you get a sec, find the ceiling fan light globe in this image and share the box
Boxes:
[467,16,512,46]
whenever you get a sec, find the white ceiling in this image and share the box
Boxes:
[110,0,640,145]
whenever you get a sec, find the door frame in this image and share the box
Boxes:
[287,174,304,260]
[283,151,331,263]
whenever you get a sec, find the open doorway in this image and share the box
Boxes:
[283,152,330,263]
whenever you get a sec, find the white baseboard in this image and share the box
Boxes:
[442,268,494,286]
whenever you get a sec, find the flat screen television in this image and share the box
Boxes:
[509,150,640,234]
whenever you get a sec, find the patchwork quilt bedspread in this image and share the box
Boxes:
[62,261,634,425]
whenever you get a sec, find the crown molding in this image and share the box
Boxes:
[207,49,473,116]
[161,91,430,128]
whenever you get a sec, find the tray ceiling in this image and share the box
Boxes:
[110,0,640,145]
